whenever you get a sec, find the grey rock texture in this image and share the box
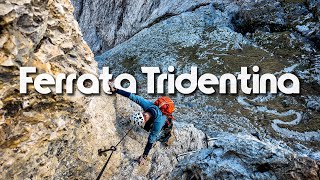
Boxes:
[171,133,320,180]
[1,0,320,179]
[96,95,320,179]
[71,0,212,54]
[0,0,113,179]
[233,0,320,48]
[96,0,320,163]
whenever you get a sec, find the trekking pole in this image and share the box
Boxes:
[96,126,134,180]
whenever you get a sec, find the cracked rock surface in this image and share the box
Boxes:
[1,0,320,179]
[71,0,212,54]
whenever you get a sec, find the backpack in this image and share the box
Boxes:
[154,96,175,126]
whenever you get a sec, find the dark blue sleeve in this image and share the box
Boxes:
[115,89,153,110]
[143,142,153,156]
[115,89,130,97]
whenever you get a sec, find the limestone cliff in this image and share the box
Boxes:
[71,0,212,54]
[1,0,320,179]
[0,0,112,179]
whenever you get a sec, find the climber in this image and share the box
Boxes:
[108,81,175,165]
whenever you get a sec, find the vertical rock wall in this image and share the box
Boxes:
[1,0,320,179]
[71,0,211,54]
[0,0,116,179]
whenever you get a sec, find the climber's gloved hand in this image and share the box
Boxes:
[108,80,116,93]
[138,155,147,165]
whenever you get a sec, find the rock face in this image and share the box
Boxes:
[96,0,320,151]
[1,0,320,179]
[171,133,320,180]
[99,95,320,179]
[0,0,96,72]
[71,0,212,54]
[233,0,320,49]
[0,0,114,179]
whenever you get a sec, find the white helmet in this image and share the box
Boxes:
[130,112,145,127]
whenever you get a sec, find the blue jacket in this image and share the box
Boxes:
[128,93,167,144]
[115,89,166,144]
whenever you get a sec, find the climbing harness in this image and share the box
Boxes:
[96,126,134,180]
